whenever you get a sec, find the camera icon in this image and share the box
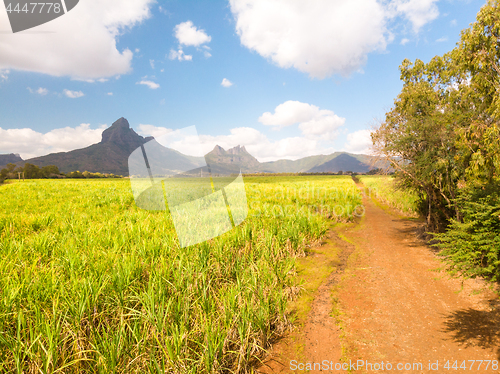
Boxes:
[128,126,248,248]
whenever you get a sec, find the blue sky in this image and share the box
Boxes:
[0,0,486,161]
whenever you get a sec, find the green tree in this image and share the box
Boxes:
[41,165,60,178]
[372,0,500,279]
[23,163,42,179]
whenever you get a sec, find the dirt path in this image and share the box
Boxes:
[258,192,500,373]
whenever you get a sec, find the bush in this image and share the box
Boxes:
[432,184,500,281]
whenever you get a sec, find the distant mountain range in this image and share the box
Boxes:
[1,117,381,175]
[0,153,23,169]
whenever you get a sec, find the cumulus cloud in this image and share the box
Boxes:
[0,123,107,159]
[400,38,410,45]
[343,129,374,154]
[107,92,113,96]
[229,0,440,78]
[137,124,172,139]
[221,78,233,87]
[28,87,48,95]
[229,0,388,78]
[136,125,333,162]
[0,0,154,79]
[63,89,85,98]
[137,80,160,89]
[168,49,193,61]
[149,59,155,69]
[389,0,439,33]
[259,100,345,140]
[174,21,211,47]
[436,36,448,43]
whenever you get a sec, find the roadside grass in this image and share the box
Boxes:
[357,175,420,217]
[0,175,361,373]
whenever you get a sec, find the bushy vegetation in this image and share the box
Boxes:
[372,0,500,280]
[358,175,419,216]
[0,163,122,180]
[0,176,361,373]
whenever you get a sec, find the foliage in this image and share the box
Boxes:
[0,163,123,180]
[372,0,500,280]
[433,184,500,281]
[0,176,361,373]
[358,175,420,216]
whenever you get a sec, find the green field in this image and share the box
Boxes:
[358,175,420,217]
[0,175,361,373]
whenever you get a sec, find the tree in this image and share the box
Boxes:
[372,0,500,280]
[23,163,42,179]
[41,165,60,178]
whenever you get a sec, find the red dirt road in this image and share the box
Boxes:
[258,194,500,373]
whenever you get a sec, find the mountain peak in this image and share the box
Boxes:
[100,117,142,145]
[227,145,248,155]
[112,117,130,128]
[212,145,225,155]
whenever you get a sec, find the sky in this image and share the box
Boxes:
[0,0,487,162]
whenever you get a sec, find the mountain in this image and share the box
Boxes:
[23,118,154,175]
[0,153,23,169]
[205,145,260,174]
[260,154,337,173]
[259,152,383,174]
[6,117,382,175]
[307,153,371,173]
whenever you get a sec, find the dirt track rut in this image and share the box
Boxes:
[258,193,500,373]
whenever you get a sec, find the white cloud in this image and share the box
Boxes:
[0,0,154,79]
[174,21,211,47]
[136,125,333,162]
[0,69,8,82]
[450,19,457,27]
[229,0,388,78]
[259,100,345,140]
[0,123,107,159]
[107,92,113,96]
[158,6,170,16]
[343,129,373,154]
[137,80,160,89]
[168,49,193,61]
[63,89,85,98]
[149,59,155,69]
[136,124,172,139]
[229,0,440,78]
[436,36,448,43]
[221,78,233,87]
[28,87,48,95]
[389,0,439,33]
[400,38,410,45]
[72,78,109,83]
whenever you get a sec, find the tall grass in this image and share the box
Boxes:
[0,176,361,373]
[358,175,420,217]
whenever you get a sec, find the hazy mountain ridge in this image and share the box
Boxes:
[0,153,23,170]
[1,117,380,175]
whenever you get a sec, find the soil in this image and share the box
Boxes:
[257,190,500,373]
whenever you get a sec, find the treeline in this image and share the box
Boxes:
[373,0,500,281]
[0,163,123,183]
[243,168,385,177]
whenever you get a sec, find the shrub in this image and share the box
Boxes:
[433,184,500,281]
